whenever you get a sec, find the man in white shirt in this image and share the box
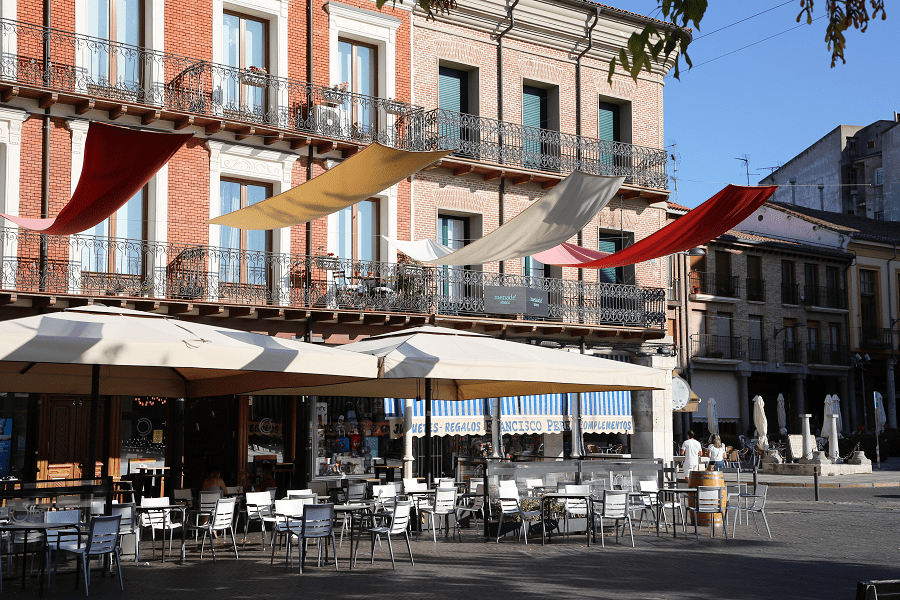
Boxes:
[681,430,702,476]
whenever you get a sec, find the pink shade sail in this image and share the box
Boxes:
[533,184,777,269]
[1,122,191,235]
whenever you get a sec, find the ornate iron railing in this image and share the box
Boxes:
[0,18,424,149]
[806,343,849,366]
[0,228,666,328]
[748,338,767,362]
[782,340,802,363]
[803,285,848,310]
[690,334,743,360]
[858,326,892,350]
[422,108,668,189]
[746,278,765,302]
[689,271,740,298]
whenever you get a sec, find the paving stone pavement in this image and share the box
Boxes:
[3,487,899,600]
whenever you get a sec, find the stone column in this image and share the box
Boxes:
[838,376,851,435]
[887,359,897,429]
[631,354,675,462]
[800,414,813,462]
[570,393,582,459]
[402,397,414,479]
[792,374,806,432]
[829,413,840,463]
[738,371,751,437]
[491,398,502,459]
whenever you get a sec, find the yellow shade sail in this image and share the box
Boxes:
[207,143,451,230]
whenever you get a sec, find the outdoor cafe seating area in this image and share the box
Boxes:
[0,459,774,595]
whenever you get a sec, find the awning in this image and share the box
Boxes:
[533,184,778,269]
[384,172,624,265]
[207,143,450,230]
[385,398,489,439]
[1,122,191,235]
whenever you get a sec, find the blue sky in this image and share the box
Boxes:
[623,1,897,207]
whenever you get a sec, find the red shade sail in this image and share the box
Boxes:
[533,184,777,269]
[1,122,191,235]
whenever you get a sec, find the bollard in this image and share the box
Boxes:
[814,466,819,501]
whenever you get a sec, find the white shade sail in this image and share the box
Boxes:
[259,325,666,400]
[0,305,378,397]
[385,172,624,266]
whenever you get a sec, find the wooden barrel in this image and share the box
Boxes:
[687,470,725,525]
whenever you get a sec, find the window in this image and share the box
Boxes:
[875,211,885,221]
[219,179,271,285]
[597,101,620,143]
[782,319,801,362]
[747,255,764,301]
[875,168,884,186]
[804,263,817,304]
[597,230,635,284]
[522,85,549,169]
[223,12,268,117]
[438,65,477,152]
[438,214,469,299]
[88,0,144,91]
[829,323,841,348]
[337,199,379,263]
[80,188,146,276]
[781,260,798,304]
[715,313,733,358]
[749,315,765,361]
[860,269,878,331]
[523,256,545,279]
[339,39,377,133]
[714,251,733,296]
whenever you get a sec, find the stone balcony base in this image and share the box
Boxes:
[761,462,873,476]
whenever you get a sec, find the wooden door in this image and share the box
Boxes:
[39,396,106,480]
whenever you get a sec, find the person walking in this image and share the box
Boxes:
[708,434,726,471]
[681,430,702,476]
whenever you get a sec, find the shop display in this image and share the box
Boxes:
[315,397,396,478]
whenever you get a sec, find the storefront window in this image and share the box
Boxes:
[248,395,284,464]
[0,393,29,479]
[120,396,167,476]
[314,397,398,478]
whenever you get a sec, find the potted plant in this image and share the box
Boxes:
[322,82,349,106]
[380,98,406,115]
[315,249,342,271]
[239,65,268,88]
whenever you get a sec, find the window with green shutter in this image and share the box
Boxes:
[439,66,471,152]
[523,85,548,169]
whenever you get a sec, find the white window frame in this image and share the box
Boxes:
[207,140,297,304]
[0,107,25,285]
[328,2,399,100]
[875,167,884,186]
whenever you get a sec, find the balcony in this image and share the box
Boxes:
[858,326,893,350]
[689,272,740,299]
[782,341,802,363]
[806,343,850,366]
[803,285,848,310]
[0,18,421,150]
[746,278,765,302]
[0,228,666,330]
[748,338,768,362]
[422,108,668,190]
[781,283,801,305]
[690,334,743,360]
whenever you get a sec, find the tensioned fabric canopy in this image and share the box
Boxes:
[0,305,378,397]
[385,172,624,266]
[207,143,450,230]
[532,184,778,269]
[0,122,192,235]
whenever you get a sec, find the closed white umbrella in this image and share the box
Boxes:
[820,395,834,439]
[776,393,788,437]
[832,395,844,435]
[706,397,719,440]
[875,391,887,435]
[753,395,768,453]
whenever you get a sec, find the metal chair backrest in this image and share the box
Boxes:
[403,479,427,493]
[639,480,659,494]
[723,467,742,483]
[141,496,172,527]
[611,471,634,492]
[388,500,412,534]
[470,485,485,510]
[468,478,484,493]
[287,489,313,498]
[199,490,223,515]
[244,491,272,518]
[268,489,278,503]
[498,497,520,515]
[173,489,193,504]
[85,515,122,556]
[225,486,241,495]
[525,478,543,490]
[111,503,137,534]
[498,480,518,499]
[432,488,456,513]
[309,481,328,496]
[45,509,81,544]
[564,484,590,511]
[211,498,237,530]
[602,490,628,519]
[301,503,335,539]
[347,483,366,502]
[274,499,306,519]
[749,485,768,510]
[437,478,455,489]
[696,486,723,513]
[372,484,396,501]
[391,482,403,495]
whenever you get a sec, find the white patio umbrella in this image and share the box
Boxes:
[875,391,887,435]
[820,395,834,439]
[706,397,719,440]
[832,395,844,435]
[776,393,788,437]
[753,395,768,453]
[0,305,379,397]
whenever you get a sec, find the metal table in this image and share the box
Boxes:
[655,487,697,538]
[539,492,593,546]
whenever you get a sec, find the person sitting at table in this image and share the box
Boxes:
[255,468,277,492]
[681,430,702,475]
[708,435,726,471]
[201,466,228,495]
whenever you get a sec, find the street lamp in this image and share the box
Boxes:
[852,353,872,432]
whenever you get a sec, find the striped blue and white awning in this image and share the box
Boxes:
[385,398,490,439]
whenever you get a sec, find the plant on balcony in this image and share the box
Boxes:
[380,98,405,115]
[396,252,428,296]
[239,65,268,88]
[322,82,349,106]
[315,249,342,271]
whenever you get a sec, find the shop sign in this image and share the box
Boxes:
[249,419,282,436]
[484,286,549,317]
[152,430,163,444]
[387,417,487,439]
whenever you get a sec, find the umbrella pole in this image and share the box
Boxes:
[87,364,100,481]
[424,378,432,484]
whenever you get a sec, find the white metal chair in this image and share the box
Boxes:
[456,483,486,529]
[242,491,274,549]
[563,484,591,536]
[403,478,427,493]
[44,509,81,588]
[139,497,182,560]
[733,484,771,539]
[287,489,313,499]
[420,488,460,542]
[185,497,239,561]
[639,480,685,533]
[110,503,140,565]
[496,489,540,544]
[594,490,634,548]
[286,503,338,573]
[686,486,728,541]
[337,483,367,547]
[172,489,193,508]
[54,515,123,596]
[525,478,544,496]
[354,499,414,570]
[268,498,310,564]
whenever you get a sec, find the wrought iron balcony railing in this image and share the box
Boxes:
[781,283,801,305]
[858,326,893,350]
[748,338,768,362]
[422,108,668,189]
[0,228,666,329]
[782,340,802,363]
[806,342,850,366]
[803,285,848,310]
[690,334,743,360]
[689,271,740,298]
[746,278,765,302]
[0,18,423,149]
